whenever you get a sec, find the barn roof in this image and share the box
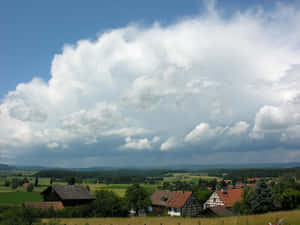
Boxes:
[215,189,243,207]
[41,185,96,200]
[151,190,192,208]
[24,201,64,211]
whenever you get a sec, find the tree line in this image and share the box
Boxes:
[233,176,300,215]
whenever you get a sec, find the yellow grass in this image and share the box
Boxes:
[43,210,300,225]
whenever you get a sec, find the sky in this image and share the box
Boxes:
[1,0,300,167]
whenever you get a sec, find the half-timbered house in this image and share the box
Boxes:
[203,188,243,209]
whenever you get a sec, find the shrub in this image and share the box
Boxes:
[27,183,34,192]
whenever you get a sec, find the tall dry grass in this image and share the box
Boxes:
[43,209,300,225]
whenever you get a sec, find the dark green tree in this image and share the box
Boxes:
[11,179,19,189]
[232,187,253,215]
[67,177,76,185]
[4,179,10,187]
[34,177,39,187]
[249,180,273,213]
[125,184,151,216]
[194,187,212,204]
[23,177,29,184]
[27,183,34,192]
[91,190,128,217]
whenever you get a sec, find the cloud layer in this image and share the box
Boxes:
[1,1,300,167]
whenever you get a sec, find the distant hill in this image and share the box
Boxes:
[165,162,300,170]
[1,162,300,172]
[0,164,15,170]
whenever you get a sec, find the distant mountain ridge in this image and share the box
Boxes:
[0,164,15,170]
[1,162,300,171]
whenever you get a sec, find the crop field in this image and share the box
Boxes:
[163,173,221,183]
[42,209,300,225]
[88,183,157,197]
[0,191,43,205]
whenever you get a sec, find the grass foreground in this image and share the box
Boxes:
[42,209,300,225]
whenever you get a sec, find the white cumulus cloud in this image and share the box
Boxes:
[1,1,300,165]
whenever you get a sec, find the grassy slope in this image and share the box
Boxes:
[43,210,300,225]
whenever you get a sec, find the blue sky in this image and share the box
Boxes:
[1,0,300,167]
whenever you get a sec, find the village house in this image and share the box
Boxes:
[203,188,243,209]
[150,190,202,216]
[41,185,95,206]
[22,182,31,188]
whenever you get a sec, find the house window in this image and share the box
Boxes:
[213,198,216,203]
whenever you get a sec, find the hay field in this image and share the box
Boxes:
[42,209,300,225]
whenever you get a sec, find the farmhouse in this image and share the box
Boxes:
[41,185,95,206]
[203,189,243,209]
[150,190,202,216]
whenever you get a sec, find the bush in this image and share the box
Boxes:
[27,183,34,192]
[4,179,10,187]
[0,206,41,225]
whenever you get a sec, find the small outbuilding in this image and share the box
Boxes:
[23,201,64,211]
[41,185,95,206]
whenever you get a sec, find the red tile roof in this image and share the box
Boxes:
[22,183,31,188]
[167,191,192,208]
[23,201,64,211]
[216,189,243,207]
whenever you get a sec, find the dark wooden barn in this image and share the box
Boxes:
[41,185,95,206]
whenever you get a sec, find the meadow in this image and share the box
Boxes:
[0,176,157,205]
[42,209,300,225]
[163,173,221,183]
[0,191,42,205]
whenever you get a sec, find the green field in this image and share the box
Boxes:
[0,191,43,205]
[163,173,221,183]
[88,183,157,197]
[0,182,157,205]
[42,209,300,225]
